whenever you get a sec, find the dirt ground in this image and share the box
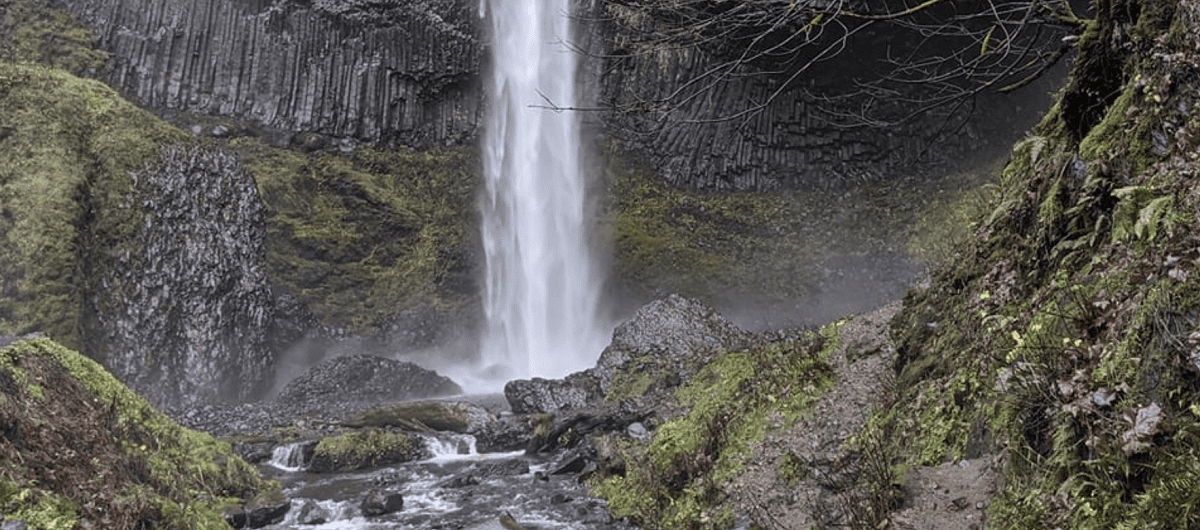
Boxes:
[727,301,999,530]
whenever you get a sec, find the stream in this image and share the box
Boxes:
[258,434,630,530]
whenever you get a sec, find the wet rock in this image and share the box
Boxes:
[1,520,27,530]
[550,493,572,504]
[576,501,614,525]
[551,451,592,475]
[233,441,275,464]
[439,474,480,488]
[360,489,404,517]
[505,377,589,414]
[529,409,652,454]
[276,355,462,412]
[474,414,535,453]
[343,401,492,433]
[475,458,531,477]
[296,500,330,525]
[244,490,291,528]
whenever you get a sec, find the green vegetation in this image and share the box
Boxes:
[229,138,478,332]
[0,0,108,75]
[592,323,840,529]
[775,451,807,487]
[874,0,1200,526]
[903,158,1005,265]
[309,428,422,472]
[0,338,277,529]
[605,142,1001,308]
[0,62,186,348]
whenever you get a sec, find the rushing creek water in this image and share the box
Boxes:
[477,0,611,381]
[259,434,620,529]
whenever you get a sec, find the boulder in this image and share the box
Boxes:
[474,414,537,453]
[308,429,427,473]
[242,490,291,528]
[504,378,590,415]
[360,489,404,517]
[502,295,752,415]
[276,355,462,411]
[592,294,752,397]
[295,500,330,525]
[343,401,492,433]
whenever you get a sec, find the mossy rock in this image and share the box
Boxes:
[229,137,479,334]
[309,429,427,473]
[592,322,841,529]
[0,338,277,530]
[0,62,186,347]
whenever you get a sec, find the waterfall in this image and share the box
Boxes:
[478,0,609,379]
[268,441,309,472]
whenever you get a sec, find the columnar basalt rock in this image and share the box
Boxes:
[591,9,1053,190]
[61,0,483,148]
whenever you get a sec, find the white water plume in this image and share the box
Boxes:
[478,0,610,380]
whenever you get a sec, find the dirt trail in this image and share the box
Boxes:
[727,301,998,530]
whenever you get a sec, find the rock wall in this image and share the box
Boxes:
[83,146,276,409]
[589,9,1054,190]
[60,0,482,148]
[55,0,1049,190]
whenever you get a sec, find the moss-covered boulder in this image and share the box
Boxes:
[308,429,427,473]
[0,338,278,530]
[502,295,755,416]
[342,400,493,433]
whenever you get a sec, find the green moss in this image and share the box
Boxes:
[0,0,108,75]
[0,338,275,529]
[229,138,477,332]
[776,451,807,487]
[880,5,1200,525]
[0,63,185,346]
[1078,86,1148,166]
[604,143,937,308]
[904,158,1003,264]
[592,322,840,529]
[0,481,77,530]
[310,428,420,472]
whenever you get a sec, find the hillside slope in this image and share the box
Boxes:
[0,339,279,529]
[884,0,1200,526]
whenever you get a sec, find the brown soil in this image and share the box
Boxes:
[727,301,999,530]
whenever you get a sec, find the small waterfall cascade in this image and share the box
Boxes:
[267,441,309,472]
[423,433,477,460]
[477,0,610,380]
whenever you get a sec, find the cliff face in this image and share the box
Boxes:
[591,27,1052,191]
[62,0,482,148]
[82,146,277,409]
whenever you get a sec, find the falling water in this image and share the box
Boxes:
[478,0,609,379]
